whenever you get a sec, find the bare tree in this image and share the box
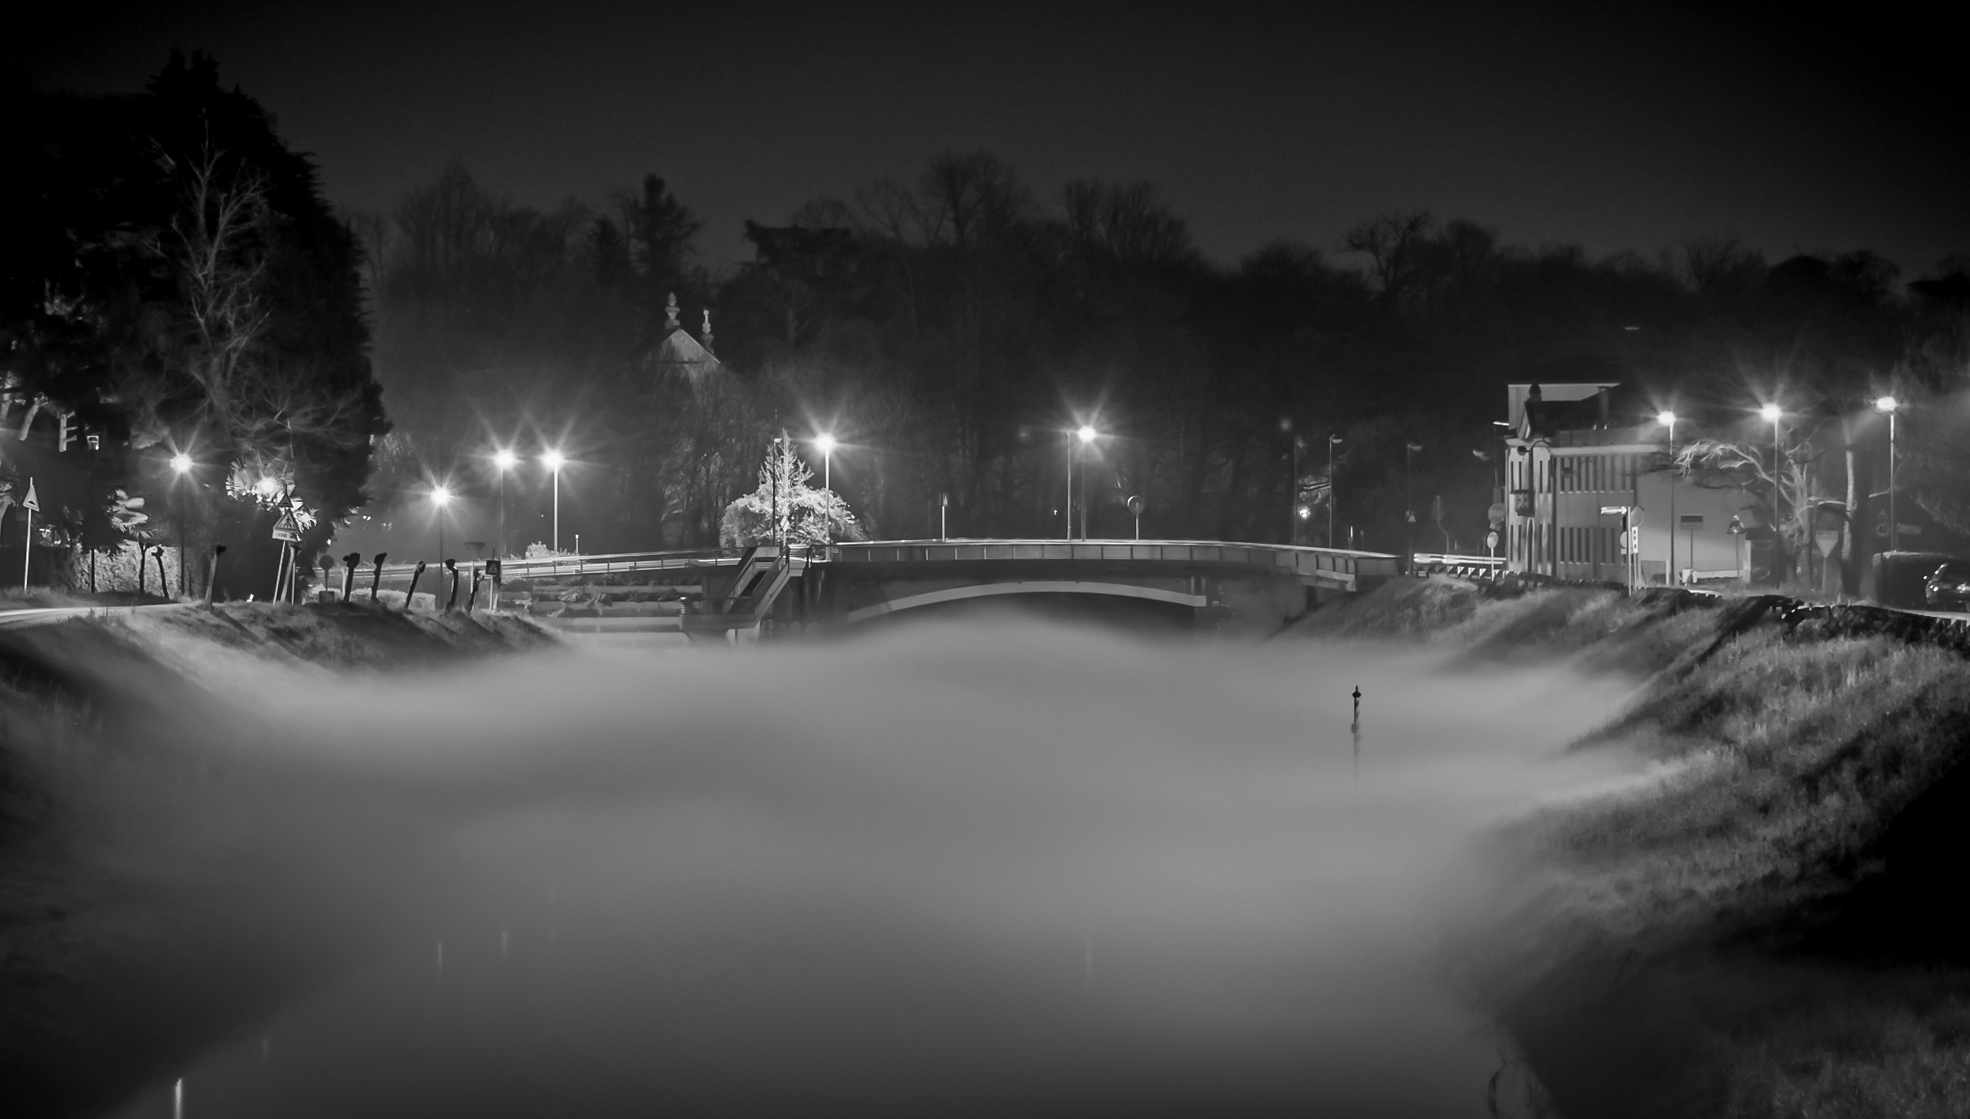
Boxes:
[172,140,272,440]
[1342,210,1435,304]
[169,141,371,487]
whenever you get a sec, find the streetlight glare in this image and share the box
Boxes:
[170,452,193,474]
[256,476,279,496]
[493,449,518,470]
[813,433,837,455]
[431,486,453,507]
[541,450,567,472]
[1076,425,1098,444]
[1656,410,1676,426]
[1759,403,1782,423]
[1875,395,1899,414]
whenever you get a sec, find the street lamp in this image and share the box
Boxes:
[540,449,566,553]
[431,486,453,561]
[492,449,518,559]
[1065,425,1098,541]
[1760,403,1783,585]
[813,433,837,547]
[1874,395,1899,551]
[169,453,193,600]
[1075,425,1098,540]
[1328,435,1343,548]
[1657,411,1677,585]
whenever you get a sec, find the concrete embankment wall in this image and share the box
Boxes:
[0,603,553,1118]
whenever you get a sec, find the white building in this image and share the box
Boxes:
[1504,382,1756,585]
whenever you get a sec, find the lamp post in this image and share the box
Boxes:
[431,486,452,562]
[1327,435,1342,547]
[170,452,193,599]
[813,433,837,547]
[1760,403,1783,585]
[1657,411,1677,585]
[1874,396,1899,551]
[540,450,566,553]
[1404,441,1422,572]
[1072,425,1097,540]
[492,449,517,559]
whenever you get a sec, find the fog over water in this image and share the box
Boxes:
[108,616,1638,1118]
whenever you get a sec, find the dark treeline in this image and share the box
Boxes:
[4,53,387,595]
[369,153,1970,557]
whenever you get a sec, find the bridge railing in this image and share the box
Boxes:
[827,539,1400,587]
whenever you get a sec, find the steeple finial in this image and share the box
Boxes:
[701,309,715,354]
[664,292,680,330]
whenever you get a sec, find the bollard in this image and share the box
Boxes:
[486,557,503,613]
[468,564,483,612]
[318,555,334,602]
[405,560,427,612]
[369,553,388,602]
[205,544,228,603]
[443,559,461,612]
[341,552,361,601]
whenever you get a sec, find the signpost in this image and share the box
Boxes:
[20,477,39,592]
[271,508,302,603]
[1602,505,1635,589]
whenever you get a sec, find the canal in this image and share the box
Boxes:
[107,616,1638,1117]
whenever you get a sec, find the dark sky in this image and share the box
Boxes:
[14,1,1966,277]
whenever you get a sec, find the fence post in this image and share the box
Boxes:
[405,561,427,612]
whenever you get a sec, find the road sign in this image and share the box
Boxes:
[1485,530,1500,551]
[22,478,39,512]
[1487,502,1506,527]
[272,510,302,542]
[1814,529,1840,556]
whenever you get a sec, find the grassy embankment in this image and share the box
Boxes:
[1291,577,1970,1118]
[0,603,552,1118]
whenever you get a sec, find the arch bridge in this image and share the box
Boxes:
[366,539,1400,638]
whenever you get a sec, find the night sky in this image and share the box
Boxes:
[14,2,1966,276]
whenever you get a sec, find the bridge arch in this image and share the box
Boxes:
[841,580,1209,624]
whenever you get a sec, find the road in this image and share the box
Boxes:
[0,603,191,629]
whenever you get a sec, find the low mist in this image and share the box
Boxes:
[107,617,1638,1118]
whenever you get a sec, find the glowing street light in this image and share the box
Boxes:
[168,453,194,596]
[256,476,279,498]
[1067,425,1100,540]
[1761,403,1783,585]
[1657,411,1678,585]
[540,450,566,553]
[1875,395,1900,550]
[812,433,837,546]
[431,485,453,561]
[491,449,518,558]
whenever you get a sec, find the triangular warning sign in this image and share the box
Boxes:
[271,508,303,542]
[21,478,39,512]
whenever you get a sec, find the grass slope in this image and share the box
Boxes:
[1302,579,1970,1118]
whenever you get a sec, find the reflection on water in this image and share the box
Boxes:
[107,617,1634,1118]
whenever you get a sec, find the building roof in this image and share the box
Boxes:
[645,293,721,383]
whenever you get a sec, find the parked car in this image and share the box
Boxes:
[1925,560,1970,611]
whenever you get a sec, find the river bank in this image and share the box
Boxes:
[1289,576,1970,1117]
[0,604,550,1117]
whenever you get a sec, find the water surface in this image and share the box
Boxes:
[107,619,1634,1117]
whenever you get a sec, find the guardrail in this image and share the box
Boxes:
[831,539,1400,589]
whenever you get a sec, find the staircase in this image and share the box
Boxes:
[681,546,802,637]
